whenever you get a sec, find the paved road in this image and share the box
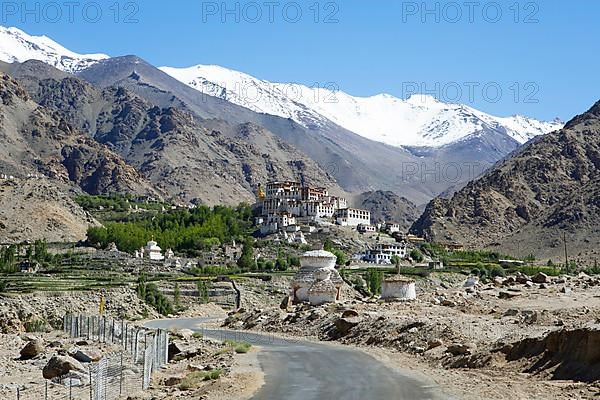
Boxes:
[146,318,448,400]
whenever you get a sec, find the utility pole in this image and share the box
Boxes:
[563,232,569,273]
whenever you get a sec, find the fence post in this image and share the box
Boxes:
[89,365,93,400]
[16,387,20,400]
[119,352,124,396]
[134,328,138,362]
[69,377,72,400]
[45,380,48,400]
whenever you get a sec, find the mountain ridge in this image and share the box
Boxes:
[410,100,600,263]
[0,25,561,149]
[160,64,563,148]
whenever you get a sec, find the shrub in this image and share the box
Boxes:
[180,369,223,390]
[410,249,424,263]
[25,319,48,333]
[489,265,507,278]
[137,276,174,316]
[224,340,252,354]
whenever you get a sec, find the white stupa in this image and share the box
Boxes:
[144,240,164,261]
[291,250,344,305]
[381,277,417,301]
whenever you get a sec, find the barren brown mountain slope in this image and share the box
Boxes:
[354,190,420,231]
[411,100,600,263]
[0,178,97,243]
[0,73,157,196]
[3,61,342,205]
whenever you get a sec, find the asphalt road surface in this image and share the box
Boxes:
[146,318,449,400]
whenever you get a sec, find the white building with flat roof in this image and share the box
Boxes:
[335,208,371,227]
[364,243,407,264]
[260,213,297,235]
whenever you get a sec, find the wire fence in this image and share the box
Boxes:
[10,314,168,400]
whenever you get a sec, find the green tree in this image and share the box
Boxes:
[237,237,257,271]
[196,280,209,304]
[391,255,401,273]
[33,240,49,262]
[366,269,384,296]
[410,249,424,263]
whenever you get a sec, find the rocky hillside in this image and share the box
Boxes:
[0,73,157,196]
[3,61,341,205]
[354,191,420,231]
[0,179,97,243]
[411,100,600,263]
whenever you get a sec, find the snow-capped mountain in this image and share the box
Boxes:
[0,25,562,148]
[0,26,108,73]
[160,64,563,148]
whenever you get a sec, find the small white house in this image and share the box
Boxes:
[357,224,377,234]
[385,223,401,234]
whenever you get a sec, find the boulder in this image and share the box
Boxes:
[341,310,359,319]
[280,296,292,310]
[188,364,205,372]
[492,276,506,286]
[42,356,85,380]
[164,376,183,386]
[447,344,473,356]
[168,342,184,362]
[427,339,443,350]
[20,339,44,360]
[334,318,359,336]
[179,329,195,339]
[532,272,549,284]
[441,299,457,307]
[68,349,102,363]
[560,287,572,294]
[503,309,519,317]
[499,291,521,299]
[446,343,477,356]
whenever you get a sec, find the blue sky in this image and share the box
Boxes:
[5,0,599,121]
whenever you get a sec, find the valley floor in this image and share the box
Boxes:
[3,273,600,399]
[226,272,600,400]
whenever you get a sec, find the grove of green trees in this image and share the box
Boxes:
[87,204,254,255]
